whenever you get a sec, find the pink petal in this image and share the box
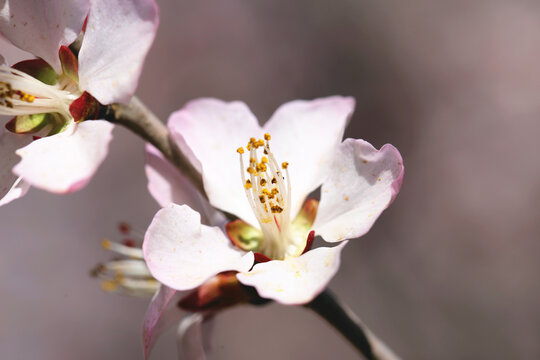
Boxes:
[0,0,90,72]
[168,98,262,226]
[143,204,254,291]
[145,144,223,225]
[177,313,214,360]
[0,127,32,205]
[78,0,159,104]
[313,139,404,243]
[264,96,355,218]
[237,242,347,305]
[143,285,183,360]
[13,120,114,193]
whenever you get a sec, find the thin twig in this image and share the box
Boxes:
[101,97,205,196]
[305,290,401,360]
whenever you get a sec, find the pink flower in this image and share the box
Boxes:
[0,0,159,204]
[143,96,405,306]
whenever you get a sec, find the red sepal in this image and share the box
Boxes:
[301,230,315,255]
[59,46,79,83]
[69,91,101,122]
[178,272,250,312]
[12,59,57,85]
[254,253,271,263]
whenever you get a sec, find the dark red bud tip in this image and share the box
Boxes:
[118,222,131,235]
[254,252,271,263]
[301,230,315,255]
[122,238,136,248]
[32,136,42,141]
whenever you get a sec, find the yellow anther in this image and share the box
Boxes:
[271,188,279,195]
[101,280,118,292]
[260,178,267,186]
[259,195,266,203]
[256,163,267,172]
[264,133,271,140]
[247,143,252,151]
[237,147,244,154]
[245,179,252,189]
[262,188,270,195]
[281,162,289,169]
[256,139,265,147]
[247,167,255,174]
[101,238,111,249]
[249,157,256,163]
[271,205,284,214]
[261,156,268,163]
[271,177,277,184]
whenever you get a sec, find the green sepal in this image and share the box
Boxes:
[292,198,319,234]
[12,59,57,85]
[59,46,79,83]
[5,113,49,134]
[45,113,70,136]
[226,219,263,251]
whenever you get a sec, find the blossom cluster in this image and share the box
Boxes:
[0,1,404,359]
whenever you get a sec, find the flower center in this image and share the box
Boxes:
[0,65,78,120]
[237,134,299,259]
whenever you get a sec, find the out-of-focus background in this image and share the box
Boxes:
[2,0,540,359]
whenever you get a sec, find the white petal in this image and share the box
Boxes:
[0,0,89,72]
[237,242,347,305]
[0,127,32,205]
[168,98,262,226]
[143,285,183,360]
[13,120,114,193]
[264,96,355,217]
[143,204,254,291]
[78,0,159,104]
[177,313,214,360]
[145,144,225,226]
[313,139,404,242]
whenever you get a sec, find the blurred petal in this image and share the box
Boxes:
[13,120,114,193]
[0,177,29,206]
[78,0,159,104]
[143,204,254,291]
[177,313,214,360]
[314,139,404,242]
[237,242,347,305]
[145,144,223,225]
[264,96,355,218]
[0,0,89,72]
[168,98,262,226]
[143,285,183,360]
[0,127,32,205]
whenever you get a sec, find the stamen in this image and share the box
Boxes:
[237,134,295,259]
[101,238,143,259]
[0,65,77,118]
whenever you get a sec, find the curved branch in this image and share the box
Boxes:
[101,97,205,196]
[305,290,401,360]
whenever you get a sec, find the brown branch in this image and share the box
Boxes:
[305,290,401,360]
[101,97,205,197]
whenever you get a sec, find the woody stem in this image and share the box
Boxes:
[305,290,401,360]
[100,97,205,197]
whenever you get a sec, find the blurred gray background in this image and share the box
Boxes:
[2,0,540,359]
